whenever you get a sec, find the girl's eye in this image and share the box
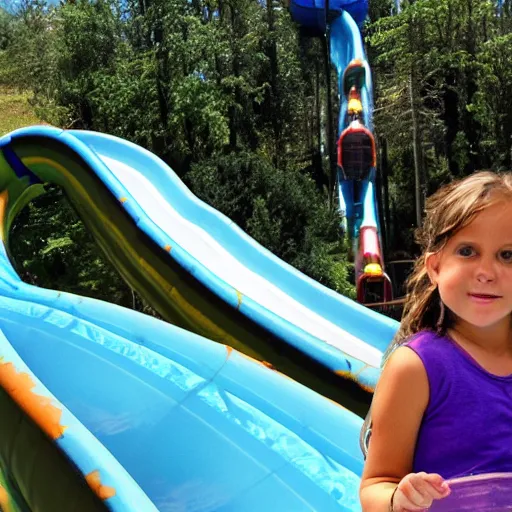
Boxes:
[457,246,475,257]
[500,250,512,263]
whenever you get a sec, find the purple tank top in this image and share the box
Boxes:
[406,331,512,479]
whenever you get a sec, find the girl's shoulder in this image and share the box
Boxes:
[405,329,451,353]
[403,329,461,377]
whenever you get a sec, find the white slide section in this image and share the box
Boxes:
[102,154,384,368]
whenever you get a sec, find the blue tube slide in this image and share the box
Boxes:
[331,10,379,235]
[289,0,389,301]
[0,282,365,510]
[329,6,390,304]
[0,127,398,398]
[0,123,398,509]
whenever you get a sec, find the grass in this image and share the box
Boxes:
[0,85,47,136]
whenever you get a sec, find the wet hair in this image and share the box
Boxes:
[360,171,512,458]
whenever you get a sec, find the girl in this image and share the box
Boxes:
[359,171,512,512]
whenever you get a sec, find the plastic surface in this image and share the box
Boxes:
[329,7,389,304]
[429,473,512,512]
[0,1,398,509]
[0,122,384,511]
[0,126,397,394]
[0,296,365,511]
[289,0,369,30]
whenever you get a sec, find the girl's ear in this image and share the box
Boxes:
[425,252,440,285]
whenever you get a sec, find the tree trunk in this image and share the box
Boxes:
[266,0,282,166]
[463,0,481,173]
[409,70,425,227]
[227,3,239,150]
[379,137,391,254]
[315,58,322,177]
[322,36,336,208]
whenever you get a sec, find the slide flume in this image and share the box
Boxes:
[0,124,397,511]
[1,127,398,399]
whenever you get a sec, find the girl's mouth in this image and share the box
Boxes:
[468,293,502,303]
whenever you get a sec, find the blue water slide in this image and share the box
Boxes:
[0,126,398,397]
[0,278,365,510]
[290,0,389,304]
[330,11,373,133]
[0,123,398,509]
[330,10,377,229]
[289,0,369,31]
[328,6,390,305]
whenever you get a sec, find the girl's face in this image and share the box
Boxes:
[426,201,512,329]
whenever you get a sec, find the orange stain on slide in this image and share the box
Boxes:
[335,369,374,393]
[86,470,116,500]
[164,244,172,252]
[0,190,8,240]
[0,482,9,510]
[228,348,297,382]
[0,360,67,440]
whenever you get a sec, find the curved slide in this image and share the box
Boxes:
[0,276,364,511]
[0,129,379,511]
[0,127,398,398]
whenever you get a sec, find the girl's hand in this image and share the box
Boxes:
[392,472,451,511]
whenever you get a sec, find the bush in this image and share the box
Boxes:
[187,151,355,296]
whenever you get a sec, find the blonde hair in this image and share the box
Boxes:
[386,171,512,359]
[360,171,512,458]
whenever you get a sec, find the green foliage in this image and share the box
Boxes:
[469,33,512,169]
[187,151,354,295]
[1,1,56,90]
[168,74,230,157]
[89,50,162,147]
[368,0,512,254]
[50,0,122,127]
[10,186,133,305]
[10,185,159,316]
[0,8,13,50]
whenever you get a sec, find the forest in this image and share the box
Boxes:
[0,0,511,312]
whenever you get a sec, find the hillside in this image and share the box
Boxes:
[0,86,45,135]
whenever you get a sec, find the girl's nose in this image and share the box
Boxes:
[476,259,496,282]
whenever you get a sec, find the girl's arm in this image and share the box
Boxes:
[359,346,431,511]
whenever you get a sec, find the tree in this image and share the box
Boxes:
[367,0,511,254]
[2,0,356,301]
[469,33,512,169]
[187,151,354,296]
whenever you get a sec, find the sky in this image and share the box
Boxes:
[0,0,60,14]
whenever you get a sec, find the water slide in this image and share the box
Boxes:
[0,123,397,511]
[1,126,398,399]
[290,0,393,305]
[331,7,393,305]
[0,270,364,511]
[0,1,400,509]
